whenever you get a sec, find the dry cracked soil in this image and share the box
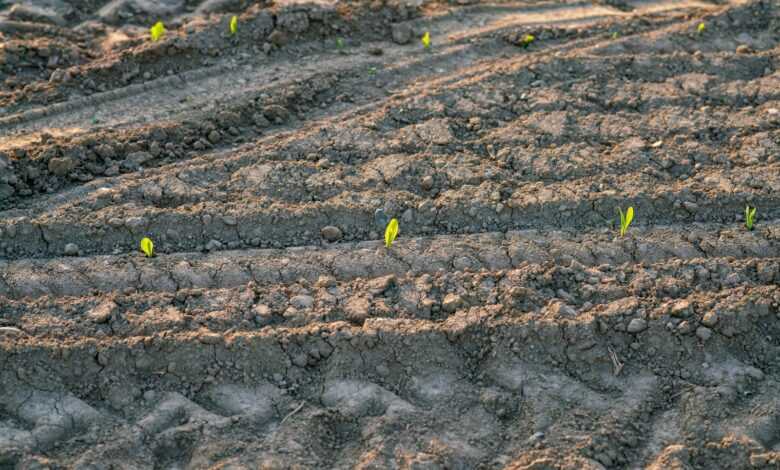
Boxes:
[1,0,780,468]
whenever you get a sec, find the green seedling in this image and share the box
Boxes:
[521,34,535,48]
[150,21,166,42]
[697,22,705,34]
[422,31,431,49]
[611,31,619,39]
[745,205,757,231]
[385,218,399,248]
[618,206,634,237]
[336,37,345,50]
[230,15,238,35]
[368,66,377,76]
[140,237,155,258]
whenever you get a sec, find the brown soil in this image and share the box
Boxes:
[1,0,780,468]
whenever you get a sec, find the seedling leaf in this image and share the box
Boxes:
[697,22,705,34]
[521,34,535,47]
[385,218,399,248]
[745,205,757,231]
[422,31,431,49]
[618,206,634,237]
[140,237,155,258]
[150,21,166,42]
[230,15,238,35]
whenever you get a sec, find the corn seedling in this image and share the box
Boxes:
[150,21,166,42]
[611,31,619,39]
[618,206,634,237]
[697,22,705,34]
[385,218,399,248]
[336,37,345,52]
[368,66,377,76]
[230,15,238,35]
[422,31,431,49]
[521,34,535,48]
[140,237,155,258]
[745,205,757,231]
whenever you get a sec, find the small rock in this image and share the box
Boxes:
[94,144,116,159]
[391,23,412,45]
[701,311,718,327]
[736,44,752,54]
[127,151,153,165]
[290,295,314,309]
[442,293,463,313]
[696,326,712,341]
[670,300,691,317]
[677,320,692,335]
[374,208,389,229]
[627,318,648,333]
[205,239,223,251]
[345,296,371,324]
[321,225,343,242]
[222,215,237,226]
[268,30,287,47]
[367,274,395,296]
[142,183,162,202]
[48,157,76,176]
[88,301,117,324]
[207,130,221,144]
[8,4,66,26]
[64,243,79,256]
[316,275,337,288]
[420,175,434,191]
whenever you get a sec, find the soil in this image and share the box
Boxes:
[1,0,780,468]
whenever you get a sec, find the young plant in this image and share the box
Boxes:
[336,37,345,51]
[230,15,238,35]
[150,21,166,42]
[521,34,535,48]
[618,206,634,237]
[697,22,705,34]
[140,237,155,258]
[384,218,399,248]
[611,31,619,39]
[421,31,431,49]
[745,205,757,231]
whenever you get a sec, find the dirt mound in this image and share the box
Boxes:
[1,0,780,468]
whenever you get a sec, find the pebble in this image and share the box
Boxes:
[205,239,223,251]
[320,225,343,242]
[345,296,370,324]
[421,175,434,191]
[391,23,413,45]
[736,44,752,54]
[701,311,719,327]
[696,326,712,341]
[670,300,691,317]
[64,243,79,256]
[48,157,76,176]
[627,318,648,333]
[290,295,314,309]
[208,130,221,144]
[442,293,463,313]
[88,301,117,324]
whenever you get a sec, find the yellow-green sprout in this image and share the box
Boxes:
[422,31,431,49]
[230,15,238,35]
[140,237,155,258]
[611,31,619,39]
[150,21,166,42]
[745,205,757,231]
[618,206,634,237]
[521,34,535,48]
[697,22,705,34]
[384,218,399,248]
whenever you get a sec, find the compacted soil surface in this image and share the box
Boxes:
[1,0,780,468]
